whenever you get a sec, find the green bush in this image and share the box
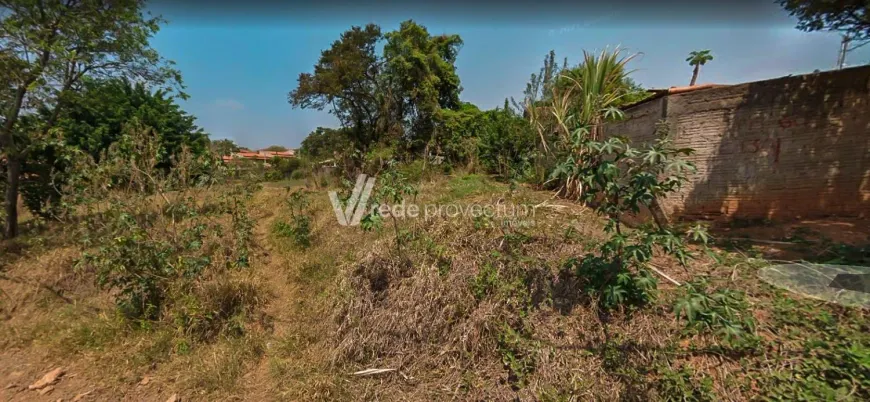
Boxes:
[272,189,313,248]
[673,278,756,346]
[71,127,260,339]
[289,169,307,180]
[553,122,705,312]
[476,108,537,180]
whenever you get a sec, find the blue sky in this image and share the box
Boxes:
[147,2,870,149]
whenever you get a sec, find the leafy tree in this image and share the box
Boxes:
[18,77,206,219]
[620,77,653,106]
[779,0,869,52]
[211,139,240,156]
[299,127,351,160]
[383,20,463,153]
[686,50,714,86]
[262,145,288,152]
[435,101,482,165]
[57,77,207,163]
[288,20,464,162]
[0,0,180,238]
[476,105,537,179]
[289,24,386,151]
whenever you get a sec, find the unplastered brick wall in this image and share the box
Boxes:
[606,65,870,222]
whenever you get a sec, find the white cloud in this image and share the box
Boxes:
[213,98,245,110]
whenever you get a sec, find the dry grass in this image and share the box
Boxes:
[1,172,868,401]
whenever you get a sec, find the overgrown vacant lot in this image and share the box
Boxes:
[1,173,868,401]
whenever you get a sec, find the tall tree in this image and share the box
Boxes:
[262,145,288,152]
[211,139,240,156]
[779,0,869,65]
[288,21,465,159]
[57,77,206,163]
[686,50,714,86]
[0,0,180,238]
[299,127,351,160]
[19,77,205,219]
[383,20,463,152]
[288,24,385,151]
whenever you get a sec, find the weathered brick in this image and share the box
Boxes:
[606,65,870,222]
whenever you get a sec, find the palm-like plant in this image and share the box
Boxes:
[686,50,713,86]
[546,46,638,199]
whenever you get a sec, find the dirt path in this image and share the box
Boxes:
[0,187,330,401]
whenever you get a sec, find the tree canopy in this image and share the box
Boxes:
[288,20,464,159]
[56,77,207,164]
[0,0,181,238]
[211,139,240,156]
[299,127,351,160]
[779,0,870,49]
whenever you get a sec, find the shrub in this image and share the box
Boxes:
[70,125,261,338]
[477,107,537,180]
[673,278,756,346]
[272,189,312,248]
[554,122,704,311]
[289,169,307,180]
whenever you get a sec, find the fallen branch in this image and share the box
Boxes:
[649,264,681,286]
[719,237,806,246]
[351,368,396,376]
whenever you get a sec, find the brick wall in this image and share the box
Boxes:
[606,65,870,222]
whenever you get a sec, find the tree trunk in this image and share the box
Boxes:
[4,157,20,239]
[1,86,28,240]
[649,197,670,231]
[689,65,699,86]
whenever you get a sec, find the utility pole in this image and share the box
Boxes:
[837,34,851,70]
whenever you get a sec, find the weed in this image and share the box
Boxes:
[673,278,757,346]
[655,364,715,401]
[471,262,500,300]
[497,322,538,389]
[272,189,313,248]
[68,126,261,340]
[551,121,706,312]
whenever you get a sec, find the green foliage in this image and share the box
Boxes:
[16,76,208,219]
[364,163,418,249]
[686,50,714,85]
[266,157,302,181]
[497,323,539,389]
[567,255,658,310]
[1,0,183,238]
[673,278,756,345]
[299,127,352,161]
[58,77,207,164]
[471,263,500,300]
[655,365,716,402]
[435,102,482,167]
[476,106,537,179]
[761,294,870,400]
[685,50,714,67]
[272,189,313,249]
[262,145,289,152]
[211,139,240,156]
[19,137,86,219]
[289,23,385,149]
[779,0,870,45]
[288,20,465,162]
[383,20,463,153]
[531,47,643,195]
[71,126,259,337]
[553,120,701,311]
